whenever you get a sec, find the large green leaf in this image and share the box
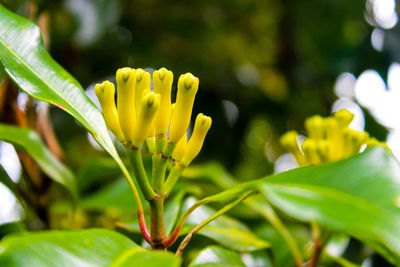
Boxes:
[257,147,400,263]
[189,246,246,267]
[0,5,129,185]
[0,124,77,199]
[0,229,180,267]
[0,229,136,267]
[180,148,400,263]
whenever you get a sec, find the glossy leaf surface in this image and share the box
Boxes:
[189,245,246,267]
[0,5,130,185]
[0,124,77,199]
[0,229,180,267]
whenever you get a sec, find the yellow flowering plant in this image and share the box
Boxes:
[280,109,390,166]
[95,67,211,249]
[279,109,391,266]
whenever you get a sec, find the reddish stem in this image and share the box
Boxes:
[163,225,181,247]
[138,208,151,244]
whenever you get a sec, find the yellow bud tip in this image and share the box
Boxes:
[181,73,198,90]
[334,109,354,127]
[180,113,212,166]
[301,139,316,153]
[146,94,156,107]
[116,67,135,83]
[95,81,115,100]
[95,83,105,93]
[305,115,324,139]
[280,130,299,150]
[157,67,167,80]
[142,92,160,110]
[196,113,212,132]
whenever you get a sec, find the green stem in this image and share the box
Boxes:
[150,198,167,249]
[164,163,184,195]
[163,141,176,157]
[126,147,156,201]
[155,134,167,153]
[152,153,168,194]
[175,190,255,256]
[118,160,150,243]
[146,137,156,153]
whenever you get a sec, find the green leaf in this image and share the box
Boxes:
[77,157,119,192]
[111,248,181,267]
[180,197,270,252]
[0,221,24,240]
[189,246,246,267]
[0,164,16,196]
[257,147,400,263]
[184,148,400,263]
[0,229,182,267]
[0,5,130,186]
[0,124,77,200]
[0,229,137,267]
[79,178,137,213]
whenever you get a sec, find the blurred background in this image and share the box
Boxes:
[0,0,399,260]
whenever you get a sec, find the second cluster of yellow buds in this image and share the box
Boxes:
[280,109,390,166]
[95,67,211,166]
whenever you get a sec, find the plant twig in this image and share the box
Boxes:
[175,190,255,256]
[308,221,327,267]
[309,239,323,267]
[164,163,184,196]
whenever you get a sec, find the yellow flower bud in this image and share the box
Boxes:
[153,68,173,135]
[323,117,339,140]
[169,73,199,143]
[94,81,125,141]
[116,67,136,139]
[280,131,306,166]
[301,139,321,165]
[135,68,151,114]
[172,132,187,163]
[322,117,342,160]
[343,129,369,156]
[148,122,156,138]
[131,92,160,148]
[316,140,329,162]
[305,115,324,140]
[181,113,211,166]
[334,109,354,128]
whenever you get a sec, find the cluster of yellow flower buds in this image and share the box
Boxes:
[280,109,389,166]
[95,67,212,167]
